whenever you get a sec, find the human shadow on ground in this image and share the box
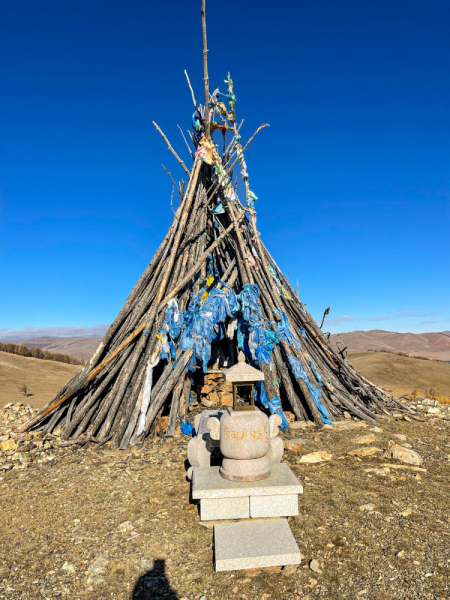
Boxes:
[132,559,178,599]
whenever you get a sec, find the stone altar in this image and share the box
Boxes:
[192,462,303,521]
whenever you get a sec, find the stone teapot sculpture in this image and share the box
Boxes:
[208,406,284,481]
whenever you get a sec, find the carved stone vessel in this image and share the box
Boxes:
[208,406,284,482]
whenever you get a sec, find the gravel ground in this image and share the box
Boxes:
[1,411,449,600]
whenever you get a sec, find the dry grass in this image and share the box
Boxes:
[2,349,449,414]
[1,415,449,599]
[348,350,450,399]
[0,351,80,409]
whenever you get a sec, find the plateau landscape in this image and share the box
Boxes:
[1,1,448,599]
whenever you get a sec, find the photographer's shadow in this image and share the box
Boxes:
[132,559,178,599]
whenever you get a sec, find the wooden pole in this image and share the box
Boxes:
[160,209,246,307]
[184,70,198,110]
[141,348,194,438]
[201,0,210,141]
[153,122,190,176]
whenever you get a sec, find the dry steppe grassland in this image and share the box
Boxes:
[2,349,450,410]
[1,350,450,600]
[0,399,449,600]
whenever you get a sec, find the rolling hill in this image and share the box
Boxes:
[11,336,100,362]
[11,330,450,364]
[348,350,450,399]
[1,348,449,412]
[0,351,81,409]
[331,330,450,361]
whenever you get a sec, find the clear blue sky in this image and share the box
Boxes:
[1,0,449,340]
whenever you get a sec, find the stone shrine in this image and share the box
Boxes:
[207,351,284,482]
[187,354,303,572]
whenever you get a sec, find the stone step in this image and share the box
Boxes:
[214,519,301,572]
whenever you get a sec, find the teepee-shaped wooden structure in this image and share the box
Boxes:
[17,2,401,448]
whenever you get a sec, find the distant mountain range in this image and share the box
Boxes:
[330,329,450,361]
[11,337,100,362]
[11,329,450,362]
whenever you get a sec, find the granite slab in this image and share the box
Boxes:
[200,497,249,521]
[192,463,303,500]
[250,494,298,518]
[214,519,301,572]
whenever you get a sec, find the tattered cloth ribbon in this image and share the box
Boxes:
[201,274,215,304]
[210,121,232,136]
[245,250,259,269]
[195,135,217,165]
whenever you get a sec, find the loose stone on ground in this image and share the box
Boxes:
[1,404,449,599]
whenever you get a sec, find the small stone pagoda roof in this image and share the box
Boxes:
[225,351,265,383]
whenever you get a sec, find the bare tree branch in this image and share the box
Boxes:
[184,70,198,110]
[153,122,190,176]
[177,124,194,161]
[320,307,331,329]
[170,185,176,215]
[161,164,181,196]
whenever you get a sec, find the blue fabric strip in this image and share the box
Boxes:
[255,381,289,432]
[287,355,333,424]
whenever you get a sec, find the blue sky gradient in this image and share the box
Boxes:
[1,0,449,338]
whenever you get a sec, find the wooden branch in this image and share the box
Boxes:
[141,348,194,437]
[165,376,185,437]
[226,124,269,175]
[177,125,194,161]
[320,307,330,329]
[242,124,269,154]
[184,70,198,110]
[179,180,185,206]
[216,258,236,288]
[152,122,190,176]
[201,0,210,141]
[162,164,181,196]
[159,209,246,309]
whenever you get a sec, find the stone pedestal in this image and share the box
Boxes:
[192,463,303,521]
[187,409,303,574]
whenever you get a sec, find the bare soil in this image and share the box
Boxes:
[1,412,449,600]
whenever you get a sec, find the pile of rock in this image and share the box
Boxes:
[194,374,298,427]
[0,403,63,472]
[0,402,35,430]
[407,398,450,417]
[196,372,234,408]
